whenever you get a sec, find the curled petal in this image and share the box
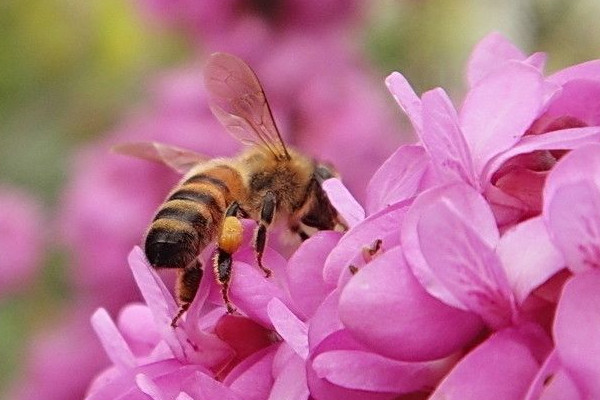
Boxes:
[339,246,483,361]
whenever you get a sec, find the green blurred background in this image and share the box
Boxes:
[1,0,599,396]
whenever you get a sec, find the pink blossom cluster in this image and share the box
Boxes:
[86,33,600,399]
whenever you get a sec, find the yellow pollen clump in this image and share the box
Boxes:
[218,216,243,254]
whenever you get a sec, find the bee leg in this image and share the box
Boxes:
[172,260,203,327]
[212,201,245,314]
[214,249,236,313]
[254,191,276,278]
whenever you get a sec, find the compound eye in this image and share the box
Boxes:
[315,163,336,183]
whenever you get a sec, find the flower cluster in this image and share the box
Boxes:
[86,32,600,399]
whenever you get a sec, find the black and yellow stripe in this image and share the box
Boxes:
[144,164,242,270]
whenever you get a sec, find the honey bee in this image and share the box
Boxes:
[114,52,345,326]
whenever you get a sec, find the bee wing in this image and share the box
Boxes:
[112,142,208,174]
[204,52,291,160]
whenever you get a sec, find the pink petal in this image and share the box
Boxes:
[267,298,308,360]
[339,246,483,361]
[91,308,137,371]
[421,88,477,187]
[523,350,566,400]
[497,217,565,303]
[306,330,397,400]
[544,79,600,126]
[117,303,161,356]
[548,59,600,85]
[385,71,423,132]
[229,260,291,327]
[430,328,541,400]
[466,32,528,88]
[460,61,545,173]
[307,290,344,352]
[554,270,600,398]
[268,353,309,400]
[223,345,277,400]
[323,201,407,285]
[544,145,600,272]
[538,370,582,400]
[484,184,530,227]
[128,247,232,367]
[322,178,365,228]
[403,184,515,328]
[482,126,600,185]
[525,52,547,71]
[194,371,245,400]
[312,349,449,393]
[136,373,166,400]
[365,144,429,215]
[286,231,341,319]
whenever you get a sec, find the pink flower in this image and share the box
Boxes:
[386,32,600,227]
[0,185,45,296]
[86,246,279,399]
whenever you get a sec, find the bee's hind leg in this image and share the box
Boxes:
[253,191,276,278]
[214,249,236,314]
[172,260,203,327]
[213,201,245,314]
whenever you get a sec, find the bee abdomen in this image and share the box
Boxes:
[145,183,227,269]
[145,218,200,269]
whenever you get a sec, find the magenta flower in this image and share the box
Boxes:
[0,185,45,296]
[386,32,600,227]
[81,32,600,399]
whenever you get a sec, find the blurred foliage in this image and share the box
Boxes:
[0,0,189,204]
[1,0,600,397]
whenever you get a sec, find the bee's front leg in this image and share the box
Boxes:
[253,191,275,278]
